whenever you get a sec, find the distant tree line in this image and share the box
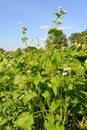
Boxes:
[0,29,87,52]
[45,29,87,49]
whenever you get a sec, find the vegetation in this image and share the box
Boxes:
[46,6,67,49]
[46,29,67,49]
[68,30,87,45]
[0,6,87,130]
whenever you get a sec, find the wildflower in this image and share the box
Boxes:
[84,60,87,64]
[58,6,62,10]
[64,67,71,72]
[82,44,85,49]
[7,64,11,67]
[60,8,67,14]
[22,26,28,34]
[60,15,63,18]
[56,19,62,24]
[75,41,77,46]
[62,72,68,76]
[27,70,31,73]
[61,10,67,14]
[77,43,81,48]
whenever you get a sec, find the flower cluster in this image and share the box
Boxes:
[62,66,71,76]
[53,6,67,27]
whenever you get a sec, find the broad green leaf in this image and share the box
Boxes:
[50,100,58,112]
[56,125,65,130]
[44,114,64,130]
[14,75,27,89]
[84,59,87,68]
[0,117,2,122]
[48,77,58,96]
[83,120,87,127]
[0,118,7,126]
[6,126,12,130]
[42,91,50,99]
[23,92,37,104]
[44,114,55,130]
[48,77,64,96]
[0,58,7,72]
[14,112,34,130]
[33,72,42,86]
[45,124,56,130]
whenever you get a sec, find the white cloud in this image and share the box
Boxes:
[17,21,22,25]
[59,26,75,30]
[40,25,50,30]
[40,25,75,31]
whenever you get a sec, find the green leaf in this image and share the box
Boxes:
[14,75,27,89]
[33,72,42,86]
[54,13,62,18]
[48,77,64,96]
[0,58,7,72]
[83,120,87,127]
[6,126,12,130]
[44,114,64,130]
[14,112,34,130]
[50,100,58,112]
[0,117,2,122]
[42,91,50,99]
[44,114,55,130]
[48,77,58,96]
[84,59,87,68]
[56,125,65,130]
[22,26,28,34]
[0,118,7,126]
[48,28,62,36]
[23,92,37,104]
[21,37,28,43]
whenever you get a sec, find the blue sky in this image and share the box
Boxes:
[0,0,87,51]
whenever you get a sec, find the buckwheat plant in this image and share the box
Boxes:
[48,6,67,35]
[21,26,28,47]
[53,6,67,27]
[47,6,67,49]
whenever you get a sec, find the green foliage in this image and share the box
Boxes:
[0,43,87,130]
[53,6,67,27]
[0,6,87,130]
[14,112,34,130]
[46,7,67,49]
[21,26,28,47]
[48,28,62,36]
[46,32,67,49]
[68,32,81,44]
[68,30,87,45]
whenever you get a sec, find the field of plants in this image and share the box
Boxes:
[0,42,87,130]
[0,6,87,130]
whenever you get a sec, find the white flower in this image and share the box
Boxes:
[58,6,67,14]
[62,72,68,76]
[62,10,67,14]
[85,60,87,64]
[56,19,62,24]
[82,44,85,49]
[58,6,62,10]
[27,70,31,73]
[77,43,81,48]
[60,15,63,18]
[7,64,11,67]
[64,67,71,72]
[75,41,77,46]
